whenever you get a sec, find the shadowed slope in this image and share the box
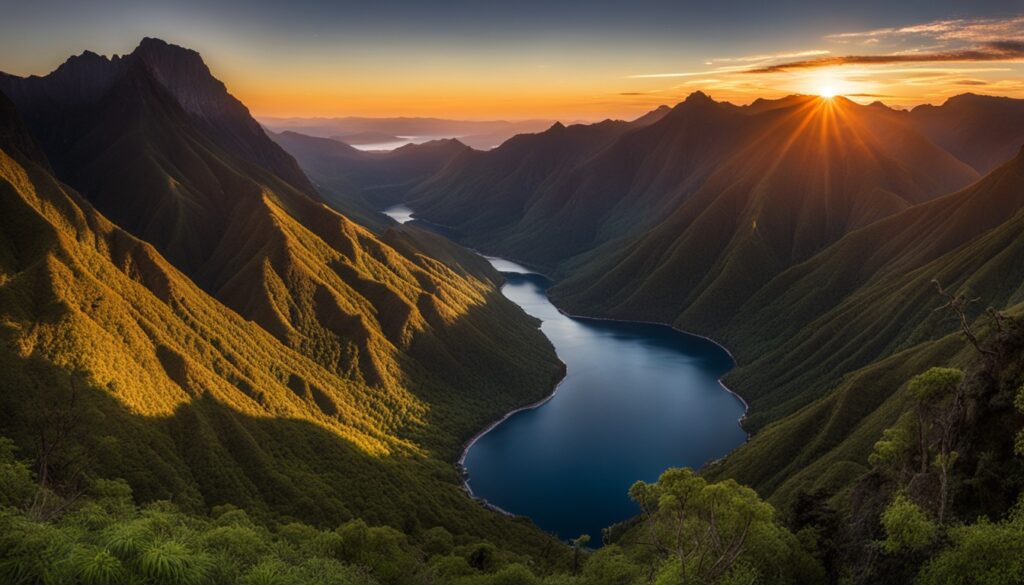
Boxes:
[551,96,978,332]
[702,147,1024,502]
[0,38,316,197]
[406,108,671,264]
[407,94,976,275]
[910,93,1024,175]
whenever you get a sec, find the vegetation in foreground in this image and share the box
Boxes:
[1,434,825,585]
[6,312,1024,585]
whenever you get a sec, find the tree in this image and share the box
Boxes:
[915,503,1024,585]
[571,534,590,575]
[869,415,914,486]
[881,493,935,554]
[932,281,990,357]
[907,367,965,523]
[629,468,818,584]
[0,437,36,509]
[1015,384,1024,457]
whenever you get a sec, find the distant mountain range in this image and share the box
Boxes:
[268,130,470,229]
[260,115,563,151]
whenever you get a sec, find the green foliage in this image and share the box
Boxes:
[72,546,126,585]
[420,526,455,556]
[0,437,35,509]
[908,368,965,403]
[1016,384,1024,456]
[915,504,1024,585]
[0,482,579,585]
[629,467,823,584]
[882,493,936,553]
[869,417,912,471]
[576,545,643,585]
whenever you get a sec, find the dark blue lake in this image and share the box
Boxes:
[383,205,747,543]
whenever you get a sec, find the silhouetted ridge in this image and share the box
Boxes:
[0,90,48,165]
[0,37,318,196]
[684,90,713,104]
[910,92,1024,174]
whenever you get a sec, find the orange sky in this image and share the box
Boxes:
[3,6,1023,121]
[219,30,1024,120]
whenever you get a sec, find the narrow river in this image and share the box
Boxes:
[384,205,747,542]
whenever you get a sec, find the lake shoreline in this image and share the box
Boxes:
[456,357,568,518]
[385,205,751,528]
[453,269,750,523]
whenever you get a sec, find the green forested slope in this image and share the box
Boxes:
[0,51,566,559]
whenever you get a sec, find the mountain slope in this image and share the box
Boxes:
[700,146,1024,505]
[0,93,561,552]
[910,93,1024,175]
[0,42,567,556]
[550,95,978,332]
[0,39,562,425]
[407,94,977,275]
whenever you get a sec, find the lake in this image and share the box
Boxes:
[383,204,747,542]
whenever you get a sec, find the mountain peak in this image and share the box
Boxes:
[138,36,172,49]
[668,91,716,113]
[134,37,203,64]
[129,38,218,116]
[684,91,713,105]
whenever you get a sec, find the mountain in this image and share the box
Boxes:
[404,105,676,266]
[260,115,560,150]
[549,95,980,331]
[270,130,470,225]
[1,38,316,198]
[0,42,566,554]
[910,93,1024,175]
[700,145,1024,502]
[393,92,1024,512]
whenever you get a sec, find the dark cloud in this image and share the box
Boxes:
[747,40,1024,72]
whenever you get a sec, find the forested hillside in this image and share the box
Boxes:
[0,44,568,561]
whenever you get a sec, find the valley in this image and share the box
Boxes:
[1,19,1024,584]
[383,207,746,542]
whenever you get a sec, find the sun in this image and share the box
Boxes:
[817,85,837,99]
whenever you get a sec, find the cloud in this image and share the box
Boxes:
[708,49,830,63]
[628,64,755,78]
[747,41,1024,73]
[826,16,1024,44]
